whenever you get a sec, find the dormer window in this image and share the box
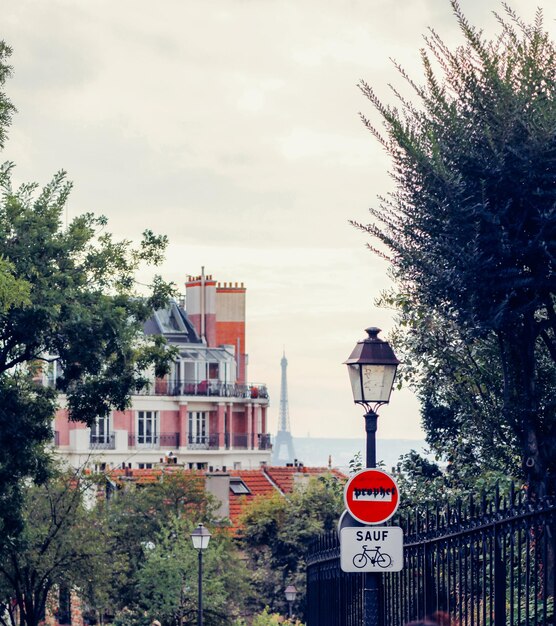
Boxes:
[230,479,250,495]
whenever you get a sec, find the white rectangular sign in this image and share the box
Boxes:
[340,526,403,573]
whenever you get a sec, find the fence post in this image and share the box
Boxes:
[493,525,506,626]
[423,542,435,619]
[423,507,435,619]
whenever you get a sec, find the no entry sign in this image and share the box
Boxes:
[344,468,400,525]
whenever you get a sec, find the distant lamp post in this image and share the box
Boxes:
[345,327,399,626]
[284,585,297,620]
[190,524,211,626]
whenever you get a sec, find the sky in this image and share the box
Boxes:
[2,0,552,440]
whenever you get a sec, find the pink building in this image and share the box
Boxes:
[52,272,271,471]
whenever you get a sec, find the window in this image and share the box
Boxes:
[230,479,250,495]
[137,411,158,445]
[188,411,208,444]
[91,415,111,445]
[138,463,153,469]
[208,362,219,379]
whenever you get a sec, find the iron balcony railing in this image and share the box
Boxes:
[187,434,220,450]
[137,379,269,400]
[90,433,116,450]
[257,433,272,450]
[128,432,180,448]
[187,433,272,450]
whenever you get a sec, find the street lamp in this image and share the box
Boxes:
[345,326,399,626]
[284,585,297,620]
[345,327,399,467]
[190,523,211,626]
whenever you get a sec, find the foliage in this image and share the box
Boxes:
[104,471,219,612]
[391,448,517,511]
[348,451,363,475]
[0,469,118,626]
[135,517,250,626]
[239,474,344,621]
[0,42,15,150]
[0,47,176,541]
[354,1,556,497]
[233,606,304,625]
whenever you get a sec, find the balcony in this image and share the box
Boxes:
[138,379,269,400]
[258,433,272,451]
[90,433,116,450]
[187,433,220,450]
[128,432,180,449]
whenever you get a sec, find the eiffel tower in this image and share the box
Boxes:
[272,351,296,465]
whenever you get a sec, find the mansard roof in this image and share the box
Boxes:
[143,301,202,344]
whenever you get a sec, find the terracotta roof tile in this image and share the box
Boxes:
[106,465,346,533]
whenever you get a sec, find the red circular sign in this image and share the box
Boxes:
[344,469,400,525]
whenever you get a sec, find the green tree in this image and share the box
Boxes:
[105,471,219,612]
[354,1,556,498]
[133,518,250,626]
[0,44,175,541]
[240,474,344,621]
[0,469,117,626]
[0,42,15,151]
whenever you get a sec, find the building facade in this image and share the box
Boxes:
[52,272,272,471]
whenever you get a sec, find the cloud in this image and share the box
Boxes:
[3,0,554,441]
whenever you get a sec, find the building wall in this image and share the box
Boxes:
[53,395,271,471]
[186,274,217,346]
[216,284,246,382]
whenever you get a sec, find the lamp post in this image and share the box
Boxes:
[190,523,211,626]
[344,327,399,626]
[284,585,297,620]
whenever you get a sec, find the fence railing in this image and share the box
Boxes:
[90,432,116,449]
[128,432,180,448]
[187,434,220,450]
[124,431,271,451]
[306,486,556,626]
[137,379,269,400]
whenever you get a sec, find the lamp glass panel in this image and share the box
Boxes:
[191,529,211,550]
[285,586,297,602]
[347,364,363,402]
[361,364,397,403]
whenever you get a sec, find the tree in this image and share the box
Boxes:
[133,517,251,626]
[354,1,556,499]
[104,471,219,612]
[0,44,175,541]
[0,470,117,626]
[0,42,15,151]
[240,474,344,620]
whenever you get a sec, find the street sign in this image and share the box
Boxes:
[340,526,403,572]
[344,468,400,525]
[337,509,365,537]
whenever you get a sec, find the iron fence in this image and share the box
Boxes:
[307,486,556,626]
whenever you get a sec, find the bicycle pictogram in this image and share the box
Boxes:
[352,544,392,569]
